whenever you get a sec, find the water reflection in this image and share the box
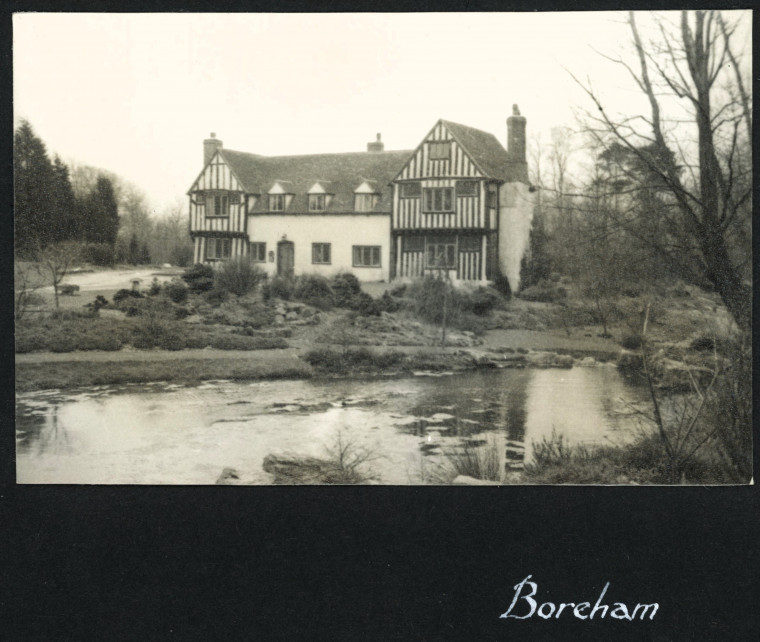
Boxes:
[16,366,648,484]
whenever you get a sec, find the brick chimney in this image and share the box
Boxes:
[204,133,223,165]
[367,133,384,153]
[507,105,526,163]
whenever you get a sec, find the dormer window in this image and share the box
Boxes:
[268,182,293,212]
[355,193,379,212]
[429,141,451,160]
[354,181,379,212]
[309,194,326,211]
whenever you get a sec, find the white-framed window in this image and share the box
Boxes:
[309,194,326,211]
[205,191,230,217]
[269,194,285,212]
[429,141,451,160]
[399,183,422,198]
[353,245,381,267]
[354,193,379,212]
[312,243,331,265]
[205,237,231,260]
[249,242,266,262]
[456,180,478,197]
[423,187,454,212]
[426,236,456,269]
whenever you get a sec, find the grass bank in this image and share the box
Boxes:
[15,353,312,392]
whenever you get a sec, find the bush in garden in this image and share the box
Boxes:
[621,334,643,350]
[491,271,512,298]
[294,274,334,310]
[181,263,215,292]
[331,273,362,307]
[459,286,502,316]
[262,276,294,301]
[214,256,267,296]
[113,288,144,303]
[377,291,401,313]
[518,279,567,303]
[202,288,227,306]
[148,278,162,296]
[165,280,188,304]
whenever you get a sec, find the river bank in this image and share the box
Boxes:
[15,327,621,393]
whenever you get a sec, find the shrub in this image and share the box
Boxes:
[113,288,143,303]
[214,256,267,296]
[377,291,401,313]
[165,281,188,304]
[331,273,362,307]
[441,438,502,482]
[202,288,227,306]
[460,286,502,316]
[518,280,567,303]
[60,284,80,296]
[181,263,215,292]
[148,278,161,296]
[294,274,334,310]
[690,335,716,352]
[491,272,512,298]
[262,276,294,301]
[621,334,642,350]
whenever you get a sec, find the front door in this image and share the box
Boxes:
[277,241,294,278]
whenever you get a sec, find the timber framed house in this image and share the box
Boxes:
[187,106,533,290]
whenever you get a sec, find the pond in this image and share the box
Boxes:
[16,366,649,485]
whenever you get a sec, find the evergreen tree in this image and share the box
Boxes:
[14,120,56,255]
[82,176,119,246]
[128,234,139,265]
[50,155,78,243]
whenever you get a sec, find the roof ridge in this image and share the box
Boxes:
[224,148,413,160]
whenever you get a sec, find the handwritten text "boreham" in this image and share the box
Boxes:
[499,575,658,621]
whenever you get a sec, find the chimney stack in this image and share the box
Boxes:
[204,132,223,165]
[367,133,384,153]
[507,105,526,164]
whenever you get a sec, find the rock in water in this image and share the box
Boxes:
[216,467,241,484]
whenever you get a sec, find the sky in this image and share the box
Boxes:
[13,11,752,215]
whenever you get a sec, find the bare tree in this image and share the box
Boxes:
[576,10,752,330]
[37,242,82,308]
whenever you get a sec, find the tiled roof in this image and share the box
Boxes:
[441,120,528,183]
[221,149,413,214]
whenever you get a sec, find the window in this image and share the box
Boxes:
[249,242,266,262]
[205,237,231,260]
[312,243,331,265]
[423,187,454,212]
[206,192,229,217]
[309,194,326,211]
[355,193,379,212]
[403,235,424,252]
[269,194,285,212]
[353,245,381,267]
[486,187,497,209]
[429,141,451,160]
[229,192,241,205]
[426,238,457,269]
[399,183,421,198]
[456,181,478,197]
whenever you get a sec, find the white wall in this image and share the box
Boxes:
[247,214,391,282]
[498,182,534,292]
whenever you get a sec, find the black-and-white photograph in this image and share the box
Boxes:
[14,11,752,486]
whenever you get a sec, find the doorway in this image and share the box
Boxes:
[277,240,294,278]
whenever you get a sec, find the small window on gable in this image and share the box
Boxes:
[486,186,498,208]
[423,187,454,213]
[269,194,285,212]
[206,192,230,217]
[399,183,421,198]
[456,181,478,197]
[429,141,451,161]
[355,193,379,212]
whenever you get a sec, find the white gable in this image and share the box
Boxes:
[354,181,378,194]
